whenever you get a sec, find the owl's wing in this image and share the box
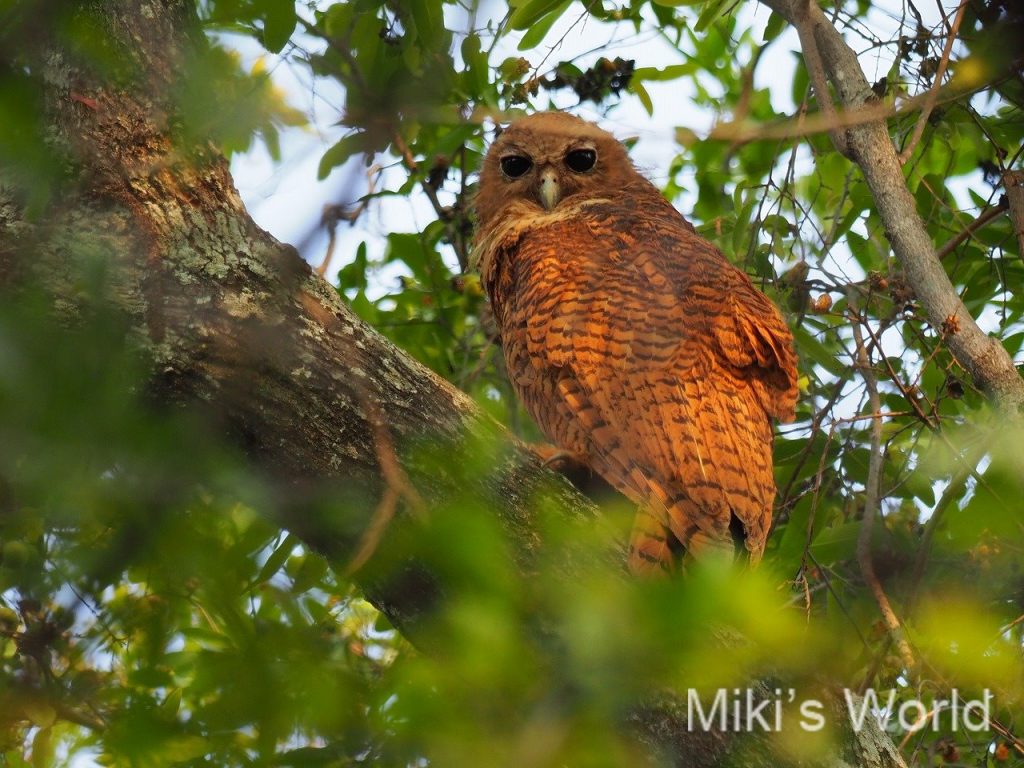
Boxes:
[525,211,797,566]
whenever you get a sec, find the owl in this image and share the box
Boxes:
[472,112,798,572]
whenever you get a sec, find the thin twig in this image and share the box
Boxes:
[791,0,851,156]
[904,452,978,619]
[858,635,893,695]
[317,164,381,278]
[999,613,1024,636]
[805,552,870,648]
[390,129,473,270]
[707,71,985,147]
[848,289,917,674]
[899,0,969,164]
[858,319,998,503]
[345,392,427,576]
[935,198,1010,261]
[778,377,845,507]
[346,486,400,576]
[859,318,938,429]
[391,132,447,222]
[989,718,1024,757]
[709,95,880,145]
[802,420,840,556]
[298,14,457,249]
[898,706,942,751]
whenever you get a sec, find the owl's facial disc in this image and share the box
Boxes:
[493,134,602,213]
[536,143,597,210]
[538,167,560,211]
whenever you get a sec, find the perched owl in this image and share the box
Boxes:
[472,112,798,572]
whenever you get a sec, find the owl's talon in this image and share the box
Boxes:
[541,450,579,468]
[529,444,586,470]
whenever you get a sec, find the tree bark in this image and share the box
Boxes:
[1005,170,1024,266]
[0,1,904,765]
[758,0,1024,417]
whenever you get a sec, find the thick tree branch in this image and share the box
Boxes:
[759,0,1024,416]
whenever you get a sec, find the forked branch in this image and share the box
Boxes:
[757,0,1024,416]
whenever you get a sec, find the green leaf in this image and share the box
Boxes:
[509,0,568,31]
[899,466,936,507]
[761,214,793,236]
[322,3,355,38]
[374,612,395,633]
[846,230,872,269]
[22,701,56,728]
[349,290,378,323]
[160,689,183,718]
[31,727,54,768]
[260,0,297,53]
[694,0,731,31]
[632,63,698,81]
[338,241,369,293]
[292,553,328,593]
[409,0,445,48]
[256,533,298,584]
[794,326,848,377]
[516,0,573,49]
[318,133,366,180]
[461,33,490,94]
[761,10,786,43]
[632,81,654,115]
[809,521,861,564]
[675,126,698,147]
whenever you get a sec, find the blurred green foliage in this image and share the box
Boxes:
[2,0,1024,766]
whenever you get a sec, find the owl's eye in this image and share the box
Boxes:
[500,155,533,178]
[565,148,597,173]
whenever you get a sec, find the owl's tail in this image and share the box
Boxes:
[626,505,675,574]
[626,496,747,575]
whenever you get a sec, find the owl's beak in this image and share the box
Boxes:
[538,168,561,211]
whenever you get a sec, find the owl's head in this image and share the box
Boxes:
[474,112,637,230]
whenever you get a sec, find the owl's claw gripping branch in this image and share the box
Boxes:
[532,445,586,470]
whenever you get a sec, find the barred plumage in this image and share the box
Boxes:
[473,112,798,571]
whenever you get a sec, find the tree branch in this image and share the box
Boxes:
[935,198,1009,261]
[1004,170,1024,266]
[848,294,917,674]
[790,0,851,157]
[758,0,1024,416]
[898,0,969,164]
